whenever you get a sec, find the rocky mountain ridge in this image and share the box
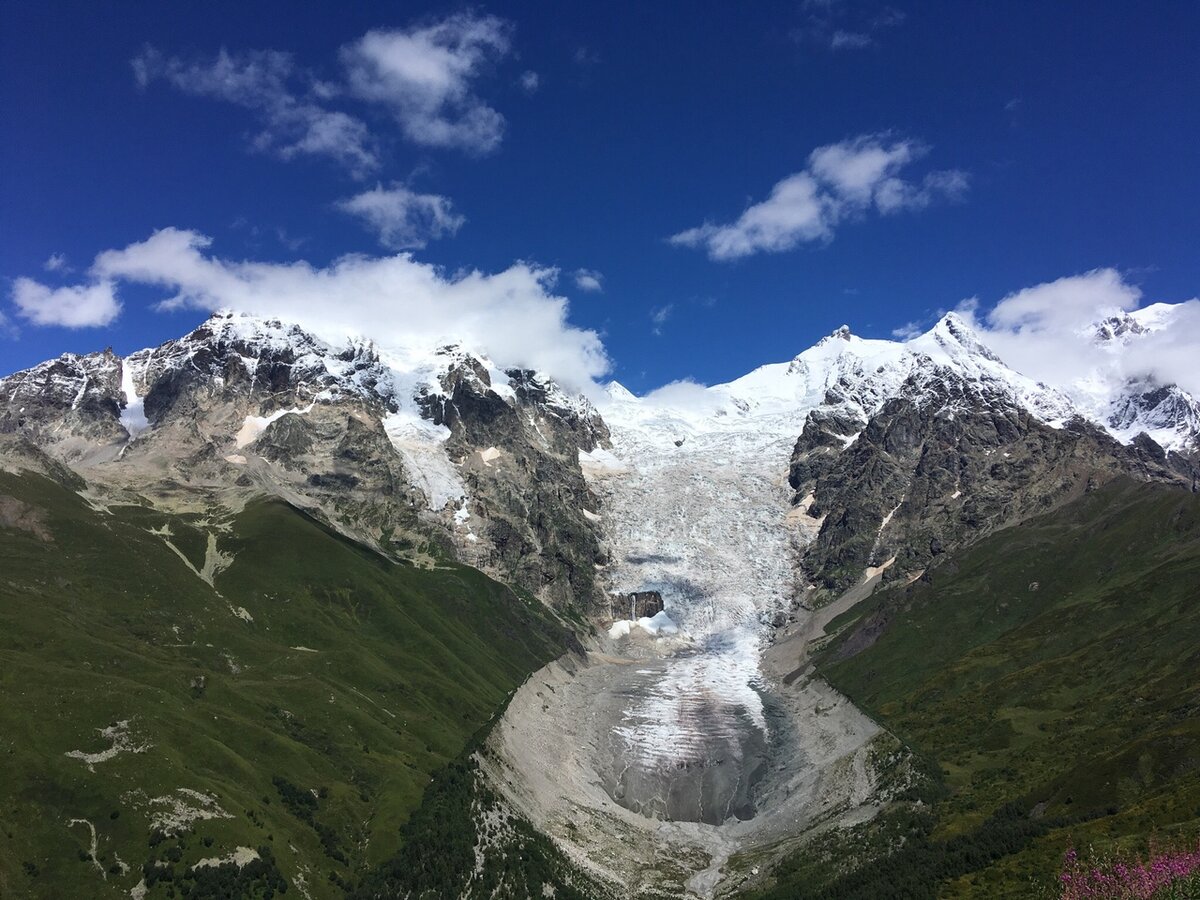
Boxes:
[0,310,610,612]
[1,305,1196,616]
[597,309,1196,605]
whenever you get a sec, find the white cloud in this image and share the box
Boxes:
[337,184,465,249]
[808,136,920,203]
[133,46,379,176]
[341,13,511,154]
[959,268,1200,401]
[988,268,1140,334]
[44,253,70,273]
[635,379,724,415]
[35,228,606,391]
[650,303,674,335]
[11,278,121,328]
[670,134,967,261]
[891,320,925,340]
[574,269,603,292]
[133,12,517,170]
[876,169,970,214]
[519,70,540,93]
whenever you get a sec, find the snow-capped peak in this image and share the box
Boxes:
[605,381,638,403]
[909,311,1002,364]
[601,310,1073,448]
[1093,302,1180,345]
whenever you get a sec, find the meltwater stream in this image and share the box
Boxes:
[582,405,812,825]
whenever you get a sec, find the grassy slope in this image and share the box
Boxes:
[757,478,1200,898]
[0,470,568,899]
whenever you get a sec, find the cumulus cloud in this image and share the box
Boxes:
[22,228,606,391]
[988,268,1140,334]
[960,268,1200,400]
[134,12,516,171]
[336,184,465,249]
[341,13,511,154]
[133,46,379,176]
[519,71,540,93]
[636,379,724,414]
[574,269,603,292]
[670,134,967,260]
[11,278,121,328]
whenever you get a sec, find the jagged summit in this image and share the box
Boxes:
[596,304,1196,454]
[600,310,1075,451]
[912,311,1002,364]
[823,324,854,341]
[4,302,1195,463]
[1093,302,1179,343]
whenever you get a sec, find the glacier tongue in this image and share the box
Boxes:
[586,392,811,821]
[581,314,1086,824]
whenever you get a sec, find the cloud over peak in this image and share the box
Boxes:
[670,134,968,261]
[960,268,1200,402]
[12,228,609,392]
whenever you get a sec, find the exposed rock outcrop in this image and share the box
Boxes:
[611,590,664,620]
[0,312,611,613]
[790,372,1184,594]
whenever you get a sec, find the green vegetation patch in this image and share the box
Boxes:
[757,478,1200,898]
[0,470,568,899]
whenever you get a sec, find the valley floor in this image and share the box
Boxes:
[479,408,900,897]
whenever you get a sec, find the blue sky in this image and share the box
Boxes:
[2,1,1198,392]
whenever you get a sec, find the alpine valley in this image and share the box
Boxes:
[2,302,1199,900]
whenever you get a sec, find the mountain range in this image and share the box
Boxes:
[1,303,1197,898]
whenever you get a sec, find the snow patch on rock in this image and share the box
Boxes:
[235,403,315,448]
[119,358,150,438]
[383,411,465,511]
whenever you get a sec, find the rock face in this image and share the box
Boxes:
[0,311,611,612]
[422,353,611,609]
[0,349,127,453]
[616,591,664,619]
[789,372,1184,593]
